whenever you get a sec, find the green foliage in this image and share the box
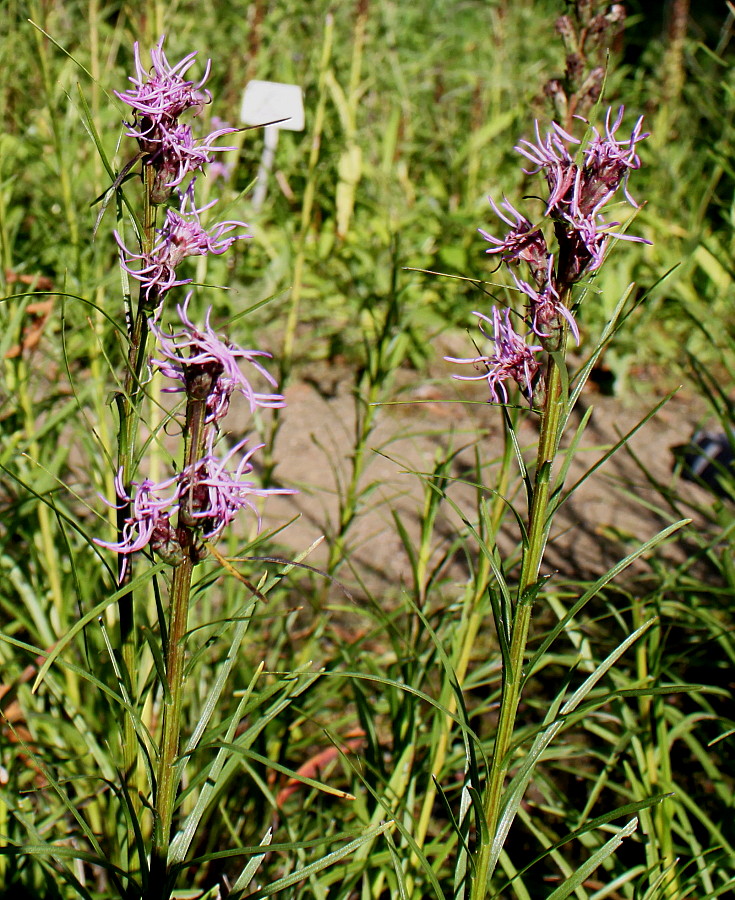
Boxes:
[2,2,735,899]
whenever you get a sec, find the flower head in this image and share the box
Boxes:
[179,432,293,540]
[515,119,580,215]
[115,37,211,125]
[116,36,238,200]
[445,307,542,403]
[141,121,237,191]
[516,107,648,227]
[479,197,550,287]
[98,435,295,563]
[95,470,180,561]
[511,260,580,346]
[151,295,285,421]
[114,184,248,304]
[576,106,647,215]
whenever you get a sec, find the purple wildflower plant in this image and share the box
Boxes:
[102,38,292,569]
[150,295,285,422]
[115,183,248,306]
[445,307,543,404]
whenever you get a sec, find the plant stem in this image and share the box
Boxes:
[147,552,194,899]
[326,375,379,574]
[117,162,157,807]
[148,380,209,899]
[472,304,570,899]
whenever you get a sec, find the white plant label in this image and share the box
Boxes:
[240,80,304,132]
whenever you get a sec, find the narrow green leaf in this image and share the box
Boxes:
[169,665,264,864]
[527,519,689,678]
[246,822,394,898]
[557,390,678,509]
[227,827,273,899]
[32,562,167,692]
[544,819,639,900]
[488,619,656,877]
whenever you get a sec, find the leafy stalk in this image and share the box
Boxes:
[116,161,158,807]
[147,366,211,898]
[472,293,571,899]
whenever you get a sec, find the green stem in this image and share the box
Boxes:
[117,162,158,803]
[148,379,210,899]
[326,376,379,574]
[472,302,570,899]
[147,553,194,898]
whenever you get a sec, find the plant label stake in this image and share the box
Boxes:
[240,80,305,211]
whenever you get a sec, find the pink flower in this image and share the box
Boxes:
[114,184,248,304]
[479,197,550,287]
[577,106,647,215]
[95,470,180,558]
[115,36,211,124]
[446,307,542,403]
[97,436,295,561]
[515,119,580,214]
[139,121,237,190]
[511,257,580,345]
[150,295,285,421]
[178,432,292,540]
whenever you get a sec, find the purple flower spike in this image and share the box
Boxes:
[445,307,542,403]
[179,432,294,540]
[95,470,180,558]
[116,36,238,200]
[151,294,285,421]
[456,106,648,401]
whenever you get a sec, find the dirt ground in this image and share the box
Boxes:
[254,354,709,598]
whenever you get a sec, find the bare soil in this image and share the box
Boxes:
[253,357,709,599]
